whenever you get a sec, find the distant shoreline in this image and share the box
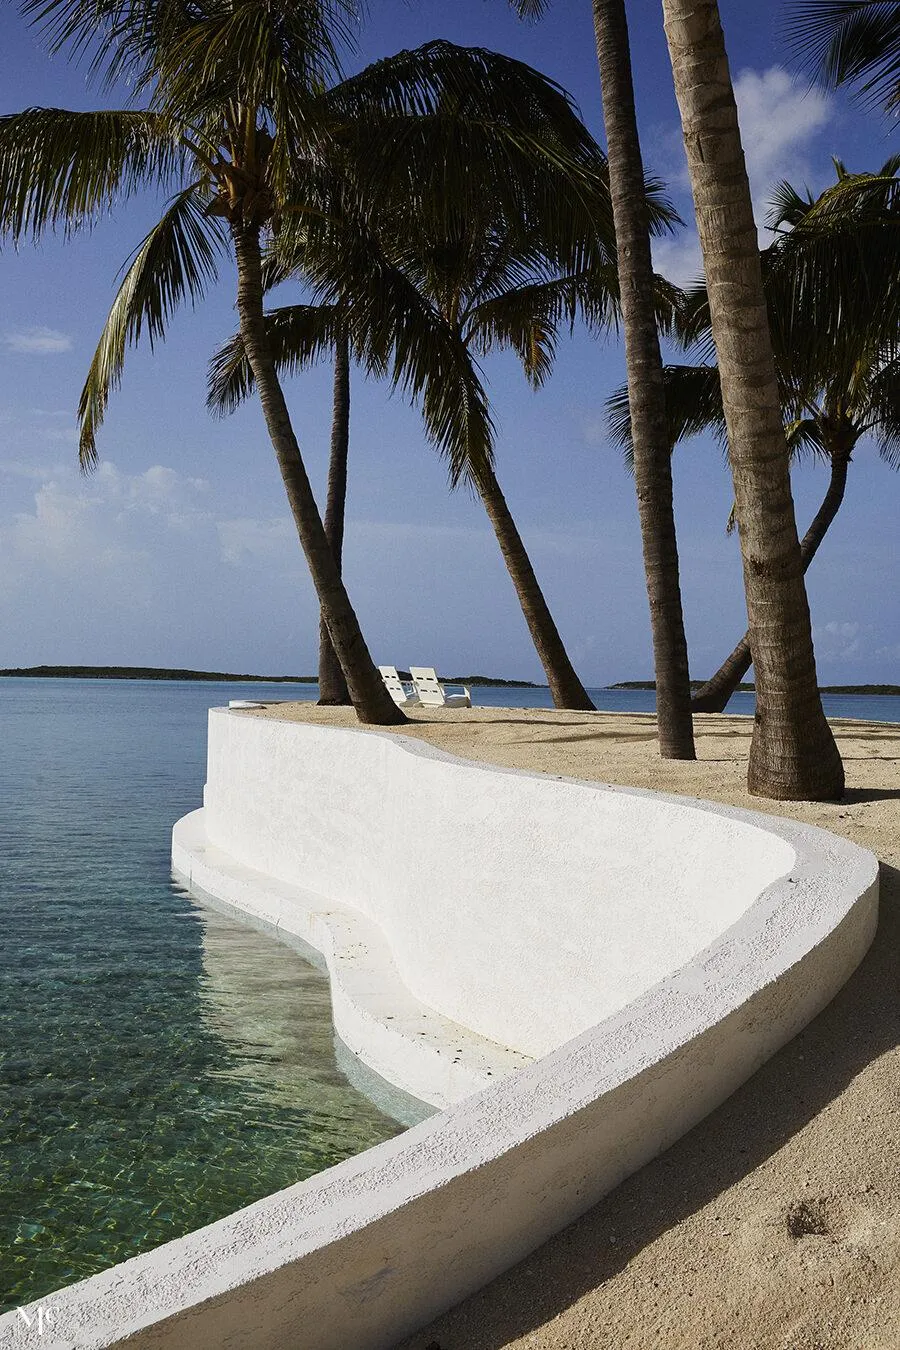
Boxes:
[1,667,894,696]
[611,681,900,696]
[0,665,543,688]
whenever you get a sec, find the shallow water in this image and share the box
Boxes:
[0,678,403,1313]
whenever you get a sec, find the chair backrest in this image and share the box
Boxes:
[409,666,446,706]
[378,666,409,704]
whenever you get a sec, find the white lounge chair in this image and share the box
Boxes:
[409,667,471,708]
[378,666,420,707]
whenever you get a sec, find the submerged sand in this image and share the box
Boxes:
[244,703,900,1350]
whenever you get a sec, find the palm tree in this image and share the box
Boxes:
[210,162,681,712]
[209,295,381,706]
[1,4,612,725]
[507,0,695,756]
[610,363,900,707]
[0,0,405,723]
[788,0,900,112]
[613,160,900,713]
[213,241,604,711]
[308,218,609,712]
[317,330,353,705]
[660,0,844,800]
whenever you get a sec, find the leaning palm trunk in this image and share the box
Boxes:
[692,445,853,712]
[476,464,595,710]
[592,0,695,759]
[317,333,352,706]
[231,222,405,727]
[661,0,843,799]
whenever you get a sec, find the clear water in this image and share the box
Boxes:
[2,675,898,1313]
[0,678,405,1314]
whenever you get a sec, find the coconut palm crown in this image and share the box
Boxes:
[608,158,900,712]
[206,119,680,710]
[788,0,900,112]
[0,0,639,722]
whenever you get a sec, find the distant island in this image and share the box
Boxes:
[0,665,544,688]
[442,675,542,688]
[610,681,900,696]
[0,665,318,683]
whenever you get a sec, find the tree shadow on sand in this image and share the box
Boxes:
[398,864,900,1350]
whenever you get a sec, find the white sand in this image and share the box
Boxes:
[246,703,900,1350]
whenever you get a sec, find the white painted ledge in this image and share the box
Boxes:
[172,808,531,1109]
[1,712,878,1350]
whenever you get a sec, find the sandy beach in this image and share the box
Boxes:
[246,703,900,1350]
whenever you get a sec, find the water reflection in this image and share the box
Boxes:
[190,886,434,1128]
[0,678,406,1314]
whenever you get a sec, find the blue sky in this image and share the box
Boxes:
[0,0,895,684]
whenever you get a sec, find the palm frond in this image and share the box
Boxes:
[207,301,389,414]
[786,1,900,110]
[868,353,900,465]
[79,184,225,465]
[784,415,829,460]
[302,217,495,483]
[679,171,900,397]
[467,285,559,387]
[465,269,620,385]
[608,364,727,466]
[22,0,196,91]
[507,0,551,15]
[767,177,816,231]
[324,41,678,282]
[0,107,188,241]
[208,303,343,414]
[150,0,356,199]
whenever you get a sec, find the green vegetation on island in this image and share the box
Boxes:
[0,666,317,683]
[442,675,542,688]
[0,666,544,688]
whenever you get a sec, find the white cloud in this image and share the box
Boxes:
[0,458,57,481]
[733,67,833,212]
[0,462,215,582]
[651,66,836,282]
[813,619,865,661]
[217,516,295,566]
[651,232,704,289]
[2,326,73,354]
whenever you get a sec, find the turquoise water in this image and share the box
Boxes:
[2,675,898,1313]
[0,678,405,1314]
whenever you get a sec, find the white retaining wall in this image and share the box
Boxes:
[0,711,879,1350]
[200,710,798,1059]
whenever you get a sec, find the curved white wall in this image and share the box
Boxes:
[201,710,796,1058]
[0,712,878,1350]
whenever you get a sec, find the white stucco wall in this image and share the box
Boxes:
[0,712,879,1350]
[200,710,797,1058]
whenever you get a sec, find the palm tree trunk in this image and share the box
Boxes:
[476,463,595,710]
[592,0,695,760]
[317,333,352,706]
[692,445,853,712]
[661,0,844,800]
[230,221,405,727]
